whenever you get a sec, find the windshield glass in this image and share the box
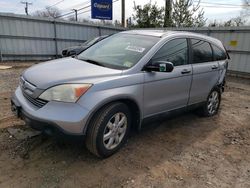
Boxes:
[82,37,99,46]
[78,33,160,70]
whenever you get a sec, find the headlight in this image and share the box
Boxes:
[39,84,92,102]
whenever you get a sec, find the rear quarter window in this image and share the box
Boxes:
[212,44,227,61]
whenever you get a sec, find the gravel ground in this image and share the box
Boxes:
[0,63,250,188]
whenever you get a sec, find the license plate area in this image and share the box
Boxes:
[11,100,21,118]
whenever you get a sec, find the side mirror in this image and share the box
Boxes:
[68,51,77,57]
[143,61,174,73]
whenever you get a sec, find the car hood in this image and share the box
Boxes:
[64,45,88,51]
[23,57,122,89]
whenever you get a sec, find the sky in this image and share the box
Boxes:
[0,0,246,24]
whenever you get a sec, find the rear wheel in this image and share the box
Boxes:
[200,88,221,117]
[85,102,131,158]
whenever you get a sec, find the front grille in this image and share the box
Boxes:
[22,90,48,108]
[20,76,48,108]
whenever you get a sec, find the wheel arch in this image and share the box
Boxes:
[83,97,142,135]
[212,84,223,95]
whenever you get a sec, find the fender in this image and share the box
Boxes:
[83,96,142,135]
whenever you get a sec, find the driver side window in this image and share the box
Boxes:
[151,38,188,66]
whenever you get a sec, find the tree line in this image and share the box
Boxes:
[132,0,250,28]
[32,0,250,28]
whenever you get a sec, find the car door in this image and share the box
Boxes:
[188,39,220,105]
[143,38,192,117]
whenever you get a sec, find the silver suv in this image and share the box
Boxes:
[11,30,228,157]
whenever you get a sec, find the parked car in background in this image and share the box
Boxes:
[11,30,229,158]
[61,35,108,57]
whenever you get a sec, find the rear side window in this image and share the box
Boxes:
[191,39,213,64]
[212,45,227,61]
[151,38,188,66]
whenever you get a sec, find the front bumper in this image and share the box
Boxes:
[11,86,90,135]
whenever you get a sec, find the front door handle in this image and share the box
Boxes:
[211,65,219,70]
[181,69,191,74]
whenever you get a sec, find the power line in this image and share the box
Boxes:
[47,0,65,9]
[78,4,91,11]
[56,11,73,18]
[56,5,90,18]
[199,5,244,9]
[32,0,65,14]
[61,8,90,18]
[193,1,250,7]
[60,0,90,11]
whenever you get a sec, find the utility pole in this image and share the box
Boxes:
[121,0,125,27]
[164,0,172,27]
[21,1,32,15]
[72,9,78,21]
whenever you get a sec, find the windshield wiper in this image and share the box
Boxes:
[79,58,106,67]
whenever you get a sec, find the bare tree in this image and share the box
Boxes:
[209,1,248,27]
[233,16,246,26]
[33,6,61,19]
[208,20,220,27]
[241,0,250,15]
[208,17,246,27]
[67,16,76,21]
[240,0,250,25]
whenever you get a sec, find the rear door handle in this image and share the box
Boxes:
[181,69,191,74]
[212,65,218,70]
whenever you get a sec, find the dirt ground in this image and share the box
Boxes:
[0,62,250,188]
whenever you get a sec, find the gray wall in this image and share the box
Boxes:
[0,13,125,61]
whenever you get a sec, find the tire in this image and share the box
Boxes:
[199,88,221,117]
[85,102,131,158]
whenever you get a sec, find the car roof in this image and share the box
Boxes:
[121,29,223,48]
[122,29,174,37]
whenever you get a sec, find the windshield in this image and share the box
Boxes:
[82,37,100,46]
[78,33,160,70]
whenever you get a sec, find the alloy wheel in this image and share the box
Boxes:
[103,112,127,150]
[207,91,219,115]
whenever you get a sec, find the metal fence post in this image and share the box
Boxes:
[207,29,211,36]
[98,26,101,36]
[0,50,2,62]
[53,20,58,58]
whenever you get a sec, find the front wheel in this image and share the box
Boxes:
[200,89,221,117]
[85,102,131,158]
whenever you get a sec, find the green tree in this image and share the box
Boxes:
[172,0,206,27]
[240,0,250,25]
[132,2,164,28]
